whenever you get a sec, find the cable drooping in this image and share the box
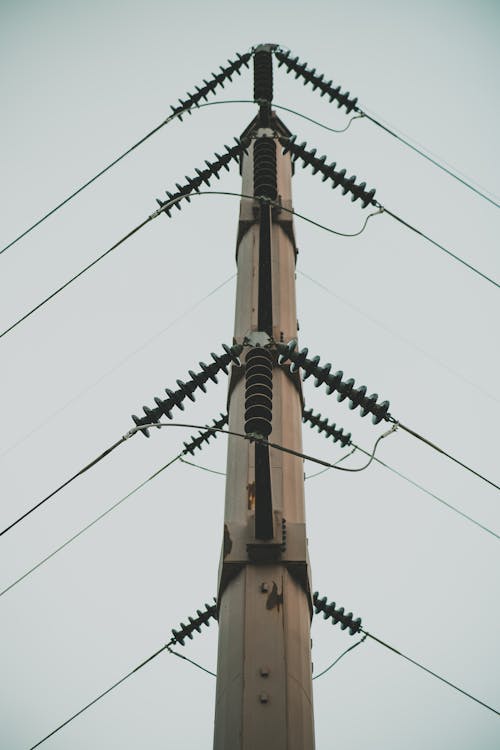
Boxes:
[125,420,391,475]
[274,47,500,210]
[131,344,241,436]
[302,409,499,540]
[281,340,499,491]
[281,135,499,289]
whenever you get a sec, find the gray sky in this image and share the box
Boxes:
[1,0,499,748]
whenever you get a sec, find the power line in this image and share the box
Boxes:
[281,137,500,290]
[380,206,500,290]
[396,421,500,492]
[360,447,499,541]
[26,605,499,749]
[279,341,500,493]
[363,630,500,716]
[361,109,500,210]
[0,435,129,539]
[0,419,391,542]
[0,97,362,258]
[274,47,500,210]
[0,454,182,599]
[0,212,157,341]
[0,191,375,343]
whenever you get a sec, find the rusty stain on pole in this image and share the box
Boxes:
[213,45,315,750]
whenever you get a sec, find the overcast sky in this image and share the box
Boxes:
[1,1,499,748]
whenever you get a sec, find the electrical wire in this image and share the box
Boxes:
[179,457,227,477]
[0,212,156,341]
[362,630,500,716]
[378,205,500,290]
[358,446,499,541]
[179,445,358,480]
[167,645,217,677]
[361,109,500,210]
[0,453,183,599]
[0,435,128,539]
[0,98,361,258]
[393,420,500,492]
[312,635,367,680]
[0,420,390,542]
[125,420,396,474]
[27,609,499,749]
[0,273,235,462]
[0,191,375,343]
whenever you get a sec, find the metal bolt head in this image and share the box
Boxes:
[260,582,269,593]
[259,692,269,704]
[260,666,270,677]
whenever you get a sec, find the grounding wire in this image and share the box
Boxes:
[0,98,361,258]
[0,421,393,541]
[0,273,235,462]
[0,192,377,342]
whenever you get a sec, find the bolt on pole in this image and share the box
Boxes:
[213,45,315,750]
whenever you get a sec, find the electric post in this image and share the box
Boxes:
[214,46,315,749]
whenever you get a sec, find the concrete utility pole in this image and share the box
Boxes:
[214,46,315,750]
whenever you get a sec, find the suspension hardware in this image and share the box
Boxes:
[313,592,362,635]
[281,135,376,207]
[253,137,278,201]
[253,44,274,103]
[131,344,242,436]
[182,413,229,455]
[302,408,351,447]
[156,140,247,217]
[278,340,390,424]
[171,52,251,120]
[274,48,358,113]
[170,601,217,647]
